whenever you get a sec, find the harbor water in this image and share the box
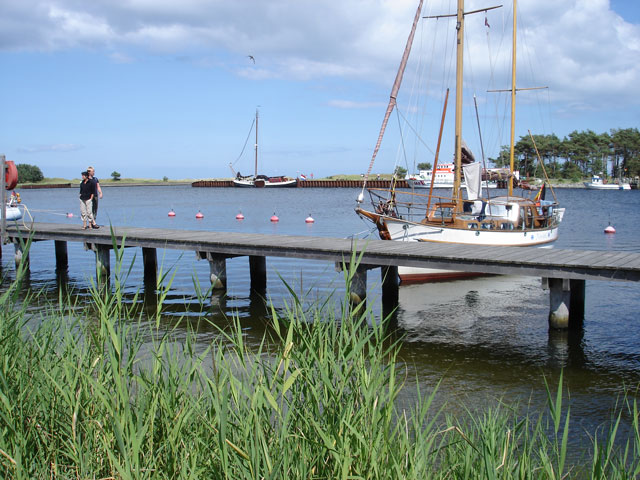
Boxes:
[3,185,640,450]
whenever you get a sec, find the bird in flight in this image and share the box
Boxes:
[247,55,255,64]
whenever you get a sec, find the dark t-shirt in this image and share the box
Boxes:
[79,180,94,201]
[90,177,100,199]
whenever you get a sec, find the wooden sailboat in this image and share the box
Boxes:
[355,0,564,283]
[230,109,298,188]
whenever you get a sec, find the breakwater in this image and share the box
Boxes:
[191,179,409,188]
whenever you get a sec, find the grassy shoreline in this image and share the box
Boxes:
[0,247,639,478]
[19,176,592,188]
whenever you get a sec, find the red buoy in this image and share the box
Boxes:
[270,213,279,222]
[195,210,204,219]
[168,209,176,217]
[305,214,315,223]
[236,211,245,220]
[604,224,616,234]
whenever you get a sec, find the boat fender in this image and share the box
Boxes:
[5,161,18,190]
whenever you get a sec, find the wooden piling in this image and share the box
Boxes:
[198,252,227,290]
[13,240,29,271]
[142,247,157,287]
[54,240,68,272]
[548,277,571,329]
[381,265,399,316]
[249,255,267,293]
[349,265,368,305]
[569,279,586,329]
[95,245,110,285]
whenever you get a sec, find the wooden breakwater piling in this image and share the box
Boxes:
[191,179,410,188]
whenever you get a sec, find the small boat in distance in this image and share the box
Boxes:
[406,162,498,189]
[230,109,298,188]
[584,174,631,190]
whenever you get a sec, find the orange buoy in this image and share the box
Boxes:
[5,161,18,190]
[195,210,204,219]
[604,224,616,234]
[236,211,245,220]
[168,209,176,217]
[270,213,279,222]
[305,214,314,223]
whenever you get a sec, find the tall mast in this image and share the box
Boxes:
[254,109,259,178]
[508,0,517,195]
[453,0,464,201]
[358,0,423,199]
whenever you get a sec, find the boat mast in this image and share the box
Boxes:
[254,109,259,178]
[453,0,464,202]
[358,0,423,199]
[508,0,517,196]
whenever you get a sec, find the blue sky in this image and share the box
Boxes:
[1,0,638,180]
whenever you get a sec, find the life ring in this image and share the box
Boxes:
[5,161,18,190]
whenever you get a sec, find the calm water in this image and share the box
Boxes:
[4,185,640,447]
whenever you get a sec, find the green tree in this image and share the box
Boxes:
[611,128,640,177]
[111,171,121,181]
[394,166,407,178]
[16,163,44,183]
[416,162,432,171]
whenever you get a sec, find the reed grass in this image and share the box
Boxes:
[0,244,639,478]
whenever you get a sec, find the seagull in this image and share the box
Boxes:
[247,55,255,64]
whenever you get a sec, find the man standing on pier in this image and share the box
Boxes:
[87,166,102,229]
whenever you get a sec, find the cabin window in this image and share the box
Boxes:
[500,222,514,230]
[481,222,493,230]
[467,223,478,229]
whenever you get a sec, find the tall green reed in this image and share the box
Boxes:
[0,237,638,478]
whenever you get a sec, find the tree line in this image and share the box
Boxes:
[489,128,640,181]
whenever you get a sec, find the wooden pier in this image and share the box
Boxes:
[4,222,640,330]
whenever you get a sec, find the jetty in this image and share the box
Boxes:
[3,222,640,330]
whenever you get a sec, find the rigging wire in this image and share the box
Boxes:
[230,117,256,168]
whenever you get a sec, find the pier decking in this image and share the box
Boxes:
[4,222,640,329]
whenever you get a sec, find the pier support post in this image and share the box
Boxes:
[543,277,586,330]
[54,240,68,273]
[95,245,110,285]
[197,252,227,290]
[547,278,571,329]
[142,247,157,288]
[569,279,585,329]
[349,265,368,306]
[13,240,29,271]
[381,265,399,316]
[249,255,267,293]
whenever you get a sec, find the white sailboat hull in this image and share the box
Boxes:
[384,216,561,246]
[232,177,298,188]
[376,209,564,283]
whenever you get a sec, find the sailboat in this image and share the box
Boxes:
[355,0,564,284]
[230,109,298,188]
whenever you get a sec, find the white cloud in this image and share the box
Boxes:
[0,0,637,111]
[18,144,83,153]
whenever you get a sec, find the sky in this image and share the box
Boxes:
[0,0,638,180]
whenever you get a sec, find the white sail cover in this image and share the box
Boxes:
[462,162,482,200]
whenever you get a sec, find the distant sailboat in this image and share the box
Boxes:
[355,0,564,283]
[230,109,298,188]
